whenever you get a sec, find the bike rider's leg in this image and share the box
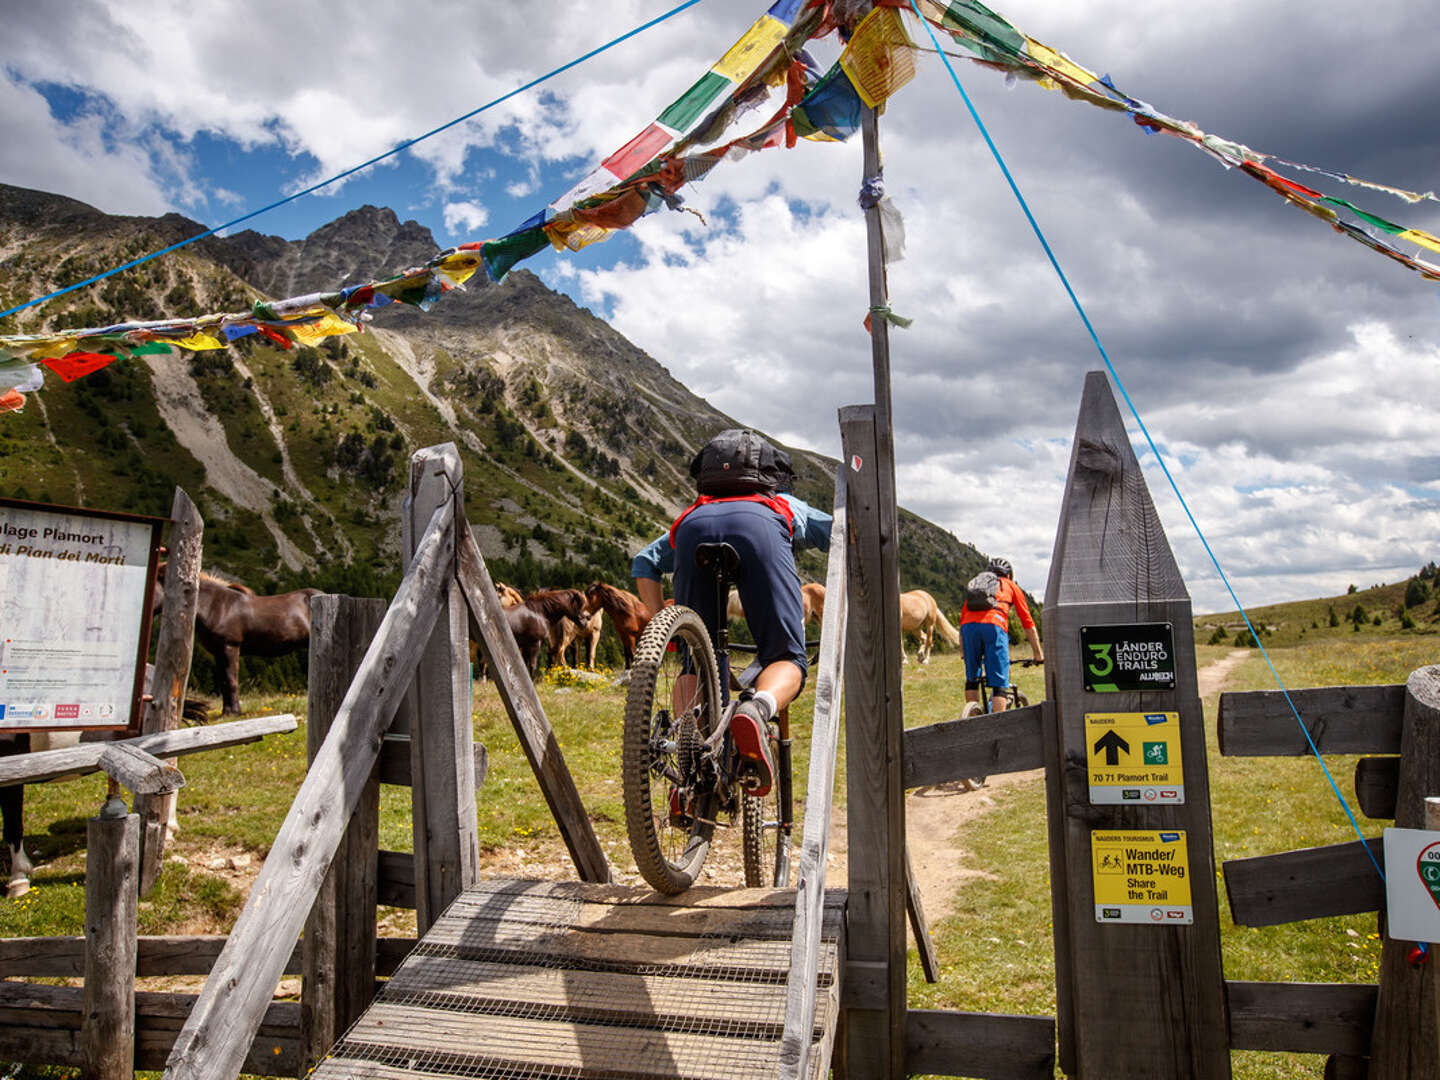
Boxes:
[961,621,985,705]
[984,624,1011,712]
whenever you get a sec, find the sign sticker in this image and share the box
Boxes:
[1092,829,1193,924]
[1382,828,1440,943]
[1081,622,1176,692]
[1085,712,1184,804]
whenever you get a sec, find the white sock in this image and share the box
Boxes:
[751,689,777,721]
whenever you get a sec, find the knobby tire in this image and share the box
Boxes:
[622,605,721,895]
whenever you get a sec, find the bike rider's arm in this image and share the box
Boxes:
[630,533,673,618]
[779,493,833,552]
[1008,584,1044,663]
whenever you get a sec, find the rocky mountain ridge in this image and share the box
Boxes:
[0,184,987,614]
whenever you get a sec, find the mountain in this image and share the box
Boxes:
[0,183,988,616]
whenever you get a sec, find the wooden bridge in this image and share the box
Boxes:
[310,880,845,1079]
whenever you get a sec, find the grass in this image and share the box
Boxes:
[0,630,1424,1078]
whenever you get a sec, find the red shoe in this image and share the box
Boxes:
[730,700,775,797]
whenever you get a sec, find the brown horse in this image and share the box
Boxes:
[584,582,650,668]
[156,563,319,714]
[522,588,587,670]
[726,582,828,627]
[899,588,960,664]
[554,608,604,669]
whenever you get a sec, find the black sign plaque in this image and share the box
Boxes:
[1081,622,1176,693]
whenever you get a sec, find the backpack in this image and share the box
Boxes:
[689,429,794,497]
[965,571,1001,611]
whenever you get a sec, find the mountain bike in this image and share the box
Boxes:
[622,542,794,894]
[954,657,1042,790]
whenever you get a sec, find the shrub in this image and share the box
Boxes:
[1208,627,1228,645]
[1405,578,1430,609]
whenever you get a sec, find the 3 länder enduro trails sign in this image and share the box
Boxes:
[1081,621,1176,692]
[0,497,163,734]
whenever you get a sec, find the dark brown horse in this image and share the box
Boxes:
[584,582,650,668]
[155,563,319,715]
[524,588,587,669]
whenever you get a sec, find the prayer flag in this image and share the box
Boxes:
[41,352,117,382]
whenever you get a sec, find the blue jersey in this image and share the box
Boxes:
[630,492,832,581]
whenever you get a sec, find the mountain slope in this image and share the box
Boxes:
[0,184,988,611]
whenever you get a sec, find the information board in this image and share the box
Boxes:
[1081,622,1176,692]
[1085,711,1185,804]
[1092,829,1193,924]
[0,498,163,733]
[1383,827,1440,943]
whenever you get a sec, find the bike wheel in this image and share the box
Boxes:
[623,605,722,895]
[959,700,986,789]
[742,730,785,888]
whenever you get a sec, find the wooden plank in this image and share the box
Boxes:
[0,713,297,787]
[303,595,385,1071]
[839,401,908,1079]
[331,1002,784,1079]
[377,849,415,909]
[1224,839,1386,926]
[0,936,304,978]
[904,845,939,984]
[903,703,1045,790]
[780,463,848,1080]
[98,742,185,795]
[82,809,139,1080]
[377,735,488,789]
[1042,371,1230,1080]
[405,445,480,934]
[1368,665,1440,1079]
[138,485,202,897]
[163,494,454,1080]
[0,984,298,1075]
[1328,1056,1370,1080]
[457,523,609,884]
[1218,684,1404,757]
[904,1009,1056,1080]
[1356,757,1400,820]
[1226,981,1375,1054]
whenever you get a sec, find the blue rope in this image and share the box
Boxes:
[907,0,1385,883]
[0,0,705,323]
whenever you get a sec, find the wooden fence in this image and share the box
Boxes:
[882,370,1438,1079]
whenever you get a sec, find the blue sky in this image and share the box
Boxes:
[3,0,1439,612]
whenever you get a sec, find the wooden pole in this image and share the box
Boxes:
[81,794,139,1080]
[1044,371,1229,1078]
[404,444,479,933]
[302,596,386,1071]
[1367,665,1440,1080]
[840,407,907,1079]
[138,486,202,897]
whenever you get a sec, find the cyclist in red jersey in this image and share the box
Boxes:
[960,557,1043,712]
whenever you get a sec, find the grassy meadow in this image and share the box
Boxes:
[0,617,1431,1079]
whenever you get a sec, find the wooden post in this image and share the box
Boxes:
[840,406,907,1078]
[1043,371,1229,1078]
[81,794,139,1080]
[138,486,202,897]
[1367,665,1440,1080]
[404,444,479,933]
[302,596,385,1070]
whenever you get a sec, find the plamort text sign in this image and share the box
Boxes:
[0,498,162,733]
[1085,711,1185,804]
[1081,622,1176,693]
[1092,829,1193,925]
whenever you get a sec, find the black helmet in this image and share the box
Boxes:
[987,557,1013,579]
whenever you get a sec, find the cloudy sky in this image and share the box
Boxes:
[3,0,1438,613]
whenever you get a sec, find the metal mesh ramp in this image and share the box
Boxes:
[312,878,845,1080]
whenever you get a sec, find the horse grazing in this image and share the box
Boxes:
[156,563,319,715]
[584,583,650,668]
[899,588,960,664]
[493,581,524,608]
[522,589,588,670]
[554,608,604,669]
[0,730,82,898]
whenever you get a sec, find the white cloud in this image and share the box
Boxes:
[442,199,489,235]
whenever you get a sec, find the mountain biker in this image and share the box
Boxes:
[960,557,1043,712]
[631,430,831,794]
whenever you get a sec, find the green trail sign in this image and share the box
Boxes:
[1081,622,1176,693]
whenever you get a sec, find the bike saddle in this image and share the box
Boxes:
[693,541,742,578]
